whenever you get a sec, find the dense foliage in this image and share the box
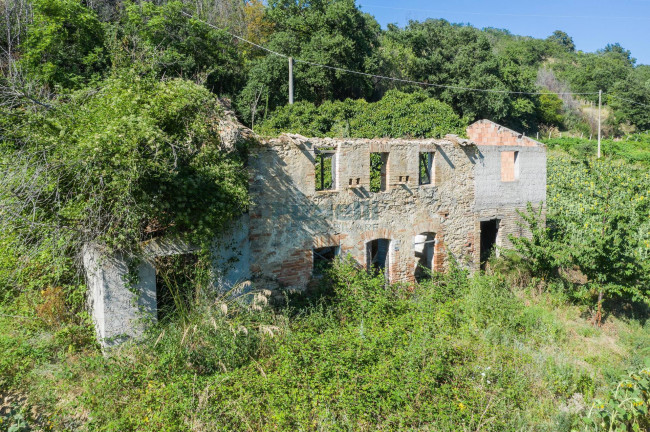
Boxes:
[2,0,650,430]
[4,0,650,134]
[0,73,249,304]
[2,260,650,431]
[258,89,468,138]
[549,156,649,303]
[21,0,109,89]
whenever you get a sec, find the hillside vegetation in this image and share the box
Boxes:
[1,0,650,431]
[2,0,649,135]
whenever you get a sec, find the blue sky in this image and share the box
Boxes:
[356,0,650,65]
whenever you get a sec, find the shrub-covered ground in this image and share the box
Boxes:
[2,258,650,431]
[1,145,650,432]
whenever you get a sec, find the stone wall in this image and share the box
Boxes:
[248,135,480,288]
[469,119,547,251]
[84,119,548,347]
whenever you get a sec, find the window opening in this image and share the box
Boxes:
[313,246,339,276]
[155,253,199,322]
[500,151,519,182]
[414,233,435,280]
[366,239,390,279]
[315,148,336,191]
[370,152,389,192]
[480,219,499,269]
[514,151,520,180]
[419,152,434,185]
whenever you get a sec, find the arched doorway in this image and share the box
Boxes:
[366,238,391,280]
[414,232,435,281]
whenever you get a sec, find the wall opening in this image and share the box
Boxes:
[370,152,389,192]
[500,151,520,182]
[414,233,435,280]
[480,220,499,269]
[419,152,434,185]
[366,239,390,279]
[315,148,336,191]
[514,151,520,180]
[155,253,199,322]
[313,246,339,277]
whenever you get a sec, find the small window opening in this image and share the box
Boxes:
[155,253,199,322]
[315,148,336,191]
[500,151,519,182]
[414,233,435,281]
[370,152,389,192]
[419,152,434,185]
[366,239,390,278]
[313,246,339,276]
[480,219,499,269]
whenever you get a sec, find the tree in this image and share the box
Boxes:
[237,0,380,124]
[538,91,564,127]
[378,19,539,130]
[551,46,634,103]
[608,69,650,131]
[547,157,650,324]
[546,30,575,52]
[20,0,109,89]
[259,90,467,139]
[120,1,246,97]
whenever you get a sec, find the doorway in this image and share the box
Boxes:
[480,219,499,269]
[366,239,391,279]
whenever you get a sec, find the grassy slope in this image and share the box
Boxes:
[2,262,649,431]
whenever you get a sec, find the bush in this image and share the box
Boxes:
[258,89,468,138]
[0,73,250,334]
[21,0,109,89]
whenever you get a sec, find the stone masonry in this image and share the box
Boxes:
[84,119,547,346]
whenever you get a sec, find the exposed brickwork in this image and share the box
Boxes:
[246,120,546,290]
[468,119,543,147]
[501,151,516,182]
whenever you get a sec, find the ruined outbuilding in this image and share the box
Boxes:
[84,118,546,346]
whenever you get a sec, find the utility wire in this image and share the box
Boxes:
[181,11,600,97]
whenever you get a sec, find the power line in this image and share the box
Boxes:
[180,11,288,59]
[181,11,600,97]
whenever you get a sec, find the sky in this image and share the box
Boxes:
[356,0,650,65]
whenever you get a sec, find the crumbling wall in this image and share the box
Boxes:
[469,119,547,253]
[248,135,480,289]
[84,118,548,347]
[83,244,157,347]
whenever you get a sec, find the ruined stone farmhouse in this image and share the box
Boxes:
[84,119,547,346]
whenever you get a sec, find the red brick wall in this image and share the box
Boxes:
[467,120,541,147]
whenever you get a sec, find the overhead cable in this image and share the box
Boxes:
[181,12,600,97]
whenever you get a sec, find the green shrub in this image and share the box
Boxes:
[21,0,109,89]
[258,89,468,139]
[579,367,650,431]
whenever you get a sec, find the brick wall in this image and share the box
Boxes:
[245,120,546,290]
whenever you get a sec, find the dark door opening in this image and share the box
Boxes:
[155,253,199,322]
[313,246,339,276]
[367,239,390,277]
[414,233,435,281]
[480,219,499,269]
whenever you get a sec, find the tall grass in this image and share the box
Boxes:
[3,258,648,431]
